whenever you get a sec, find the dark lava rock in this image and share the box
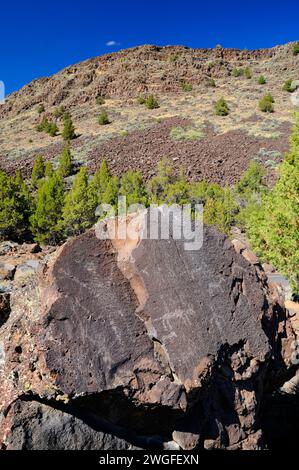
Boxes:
[0,211,296,450]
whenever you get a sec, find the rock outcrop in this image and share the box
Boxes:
[0,211,297,450]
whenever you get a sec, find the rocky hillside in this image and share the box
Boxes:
[0,210,298,450]
[0,43,298,183]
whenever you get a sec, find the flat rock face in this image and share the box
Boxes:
[0,212,296,450]
[131,226,270,385]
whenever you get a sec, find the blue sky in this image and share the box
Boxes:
[1,0,299,94]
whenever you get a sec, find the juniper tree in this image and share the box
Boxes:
[58,145,74,177]
[62,113,76,141]
[0,170,32,241]
[119,170,148,208]
[30,172,65,245]
[62,167,94,236]
[88,159,112,209]
[31,156,45,189]
[245,114,299,291]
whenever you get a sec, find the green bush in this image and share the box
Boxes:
[170,126,204,141]
[235,161,266,201]
[62,167,94,236]
[96,96,105,105]
[259,93,275,113]
[181,82,193,92]
[232,67,243,77]
[98,111,110,125]
[31,156,45,189]
[137,95,146,105]
[145,95,159,110]
[244,67,252,79]
[207,78,216,88]
[53,105,66,119]
[62,113,76,141]
[30,172,65,245]
[283,79,298,93]
[244,113,299,292]
[37,104,45,115]
[258,75,266,85]
[0,170,32,241]
[293,42,299,56]
[58,145,74,177]
[214,97,229,116]
[119,170,148,207]
[36,117,58,137]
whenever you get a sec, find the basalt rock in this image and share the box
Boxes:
[0,211,297,450]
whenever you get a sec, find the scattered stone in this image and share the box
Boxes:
[0,263,16,281]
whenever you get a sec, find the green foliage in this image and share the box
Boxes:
[232,67,244,77]
[58,145,74,177]
[98,111,110,125]
[181,82,193,92]
[31,156,45,189]
[293,42,299,56]
[119,170,148,207]
[53,105,66,119]
[36,117,58,136]
[37,104,45,114]
[259,93,274,113]
[88,159,112,208]
[163,172,190,205]
[244,114,299,291]
[30,172,65,245]
[45,162,54,178]
[0,170,32,240]
[170,126,204,141]
[61,113,76,141]
[235,162,266,201]
[207,78,216,88]
[244,67,252,79]
[96,96,105,105]
[147,159,176,204]
[203,187,238,235]
[214,97,229,116]
[62,167,94,236]
[258,75,266,85]
[145,95,159,110]
[283,79,297,93]
[169,54,178,62]
[137,95,146,105]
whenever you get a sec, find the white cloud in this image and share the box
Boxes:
[106,40,120,47]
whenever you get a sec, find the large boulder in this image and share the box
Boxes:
[0,211,296,450]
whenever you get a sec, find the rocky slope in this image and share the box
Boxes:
[0,211,298,450]
[0,43,298,183]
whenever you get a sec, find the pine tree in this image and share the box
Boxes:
[45,161,54,178]
[31,156,45,189]
[119,170,148,208]
[30,172,65,245]
[101,176,119,207]
[58,145,73,177]
[0,170,32,240]
[62,167,94,236]
[88,159,112,209]
[62,113,76,141]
